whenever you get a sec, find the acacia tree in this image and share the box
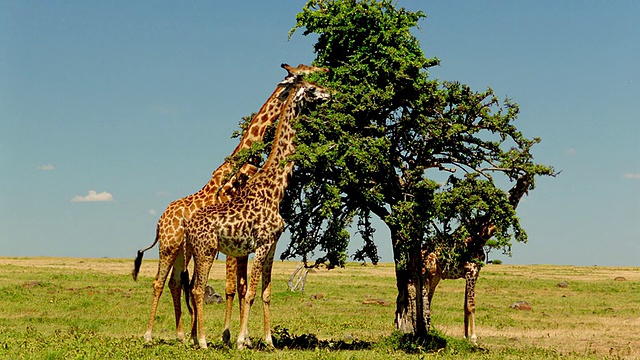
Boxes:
[484,239,500,263]
[277,0,554,338]
[235,0,553,339]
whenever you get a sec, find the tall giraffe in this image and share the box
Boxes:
[183,63,330,349]
[422,174,533,344]
[131,64,322,343]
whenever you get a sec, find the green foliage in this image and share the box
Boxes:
[222,114,279,188]
[278,0,554,273]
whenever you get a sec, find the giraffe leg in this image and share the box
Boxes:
[464,263,478,345]
[237,250,266,350]
[236,255,248,332]
[223,256,236,346]
[168,246,186,342]
[260,246,277,348]
[426,272,440,332]
[191,250,215,349]
[144,246,179,342]
[188,266,198,345]
[188,270,201,346]
[183,242,197,346]
[423,251,441,333]
[222,255,248,346]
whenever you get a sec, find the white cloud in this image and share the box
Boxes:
[71,190,114,202]
[623,173,640,180]
[149,209,158,216]
[565,148,577,157]
[36,164,55,171]
[156,191,171,197]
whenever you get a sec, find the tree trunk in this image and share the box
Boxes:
[390,226,431,338]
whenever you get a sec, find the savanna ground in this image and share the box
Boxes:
[0,257,638,359]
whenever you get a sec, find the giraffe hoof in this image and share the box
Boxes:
[144,331,153,343]
[222,329,231,346]
[236,336,252,350]
[264,337,275,350]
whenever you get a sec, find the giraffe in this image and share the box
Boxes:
[422,174,533,344]
[422,225,492,345]
[183,63,330,349]
[131,63,324,343]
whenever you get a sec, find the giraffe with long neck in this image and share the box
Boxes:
[423,174,533,344]
[184,63,330,349]
[131,64,320,343]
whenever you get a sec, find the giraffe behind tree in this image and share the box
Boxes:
[184,63,331,349]
[423,174,533,344]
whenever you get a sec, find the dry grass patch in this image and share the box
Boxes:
[431,264,640,359]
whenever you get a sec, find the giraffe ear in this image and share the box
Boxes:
[278,76,296,87]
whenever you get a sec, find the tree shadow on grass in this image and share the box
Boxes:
[258,326,478,354]
[380,330,447,354]
[258,327,487,355]
[255,325,372,351]
[380,330,489,355]
[182,326,485,355]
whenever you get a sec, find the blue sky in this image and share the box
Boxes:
[1,1,638,266]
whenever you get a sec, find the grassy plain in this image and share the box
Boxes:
[0,257,638,359]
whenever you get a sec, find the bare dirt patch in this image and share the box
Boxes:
[0,257,138,276]
[436,264,640,359]
[485,264,640,282]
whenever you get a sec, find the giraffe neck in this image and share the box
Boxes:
[230,86,289,154]
[200,85,288,194]
[251,87,300,201]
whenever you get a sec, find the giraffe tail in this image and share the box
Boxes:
[132,226,160,281]
[180,270,193,314]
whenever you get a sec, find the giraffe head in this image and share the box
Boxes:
[292,79,331,105]
[277,63,331,106]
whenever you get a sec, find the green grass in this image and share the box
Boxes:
[0,258,638,359]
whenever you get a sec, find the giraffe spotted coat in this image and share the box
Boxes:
[131,65,313,344]
[184,64,330,349]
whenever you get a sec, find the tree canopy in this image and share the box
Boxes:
[234,0,554,337]
[279,0,553,268]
